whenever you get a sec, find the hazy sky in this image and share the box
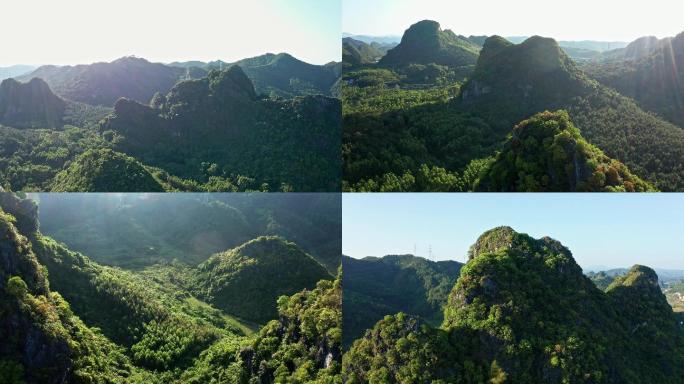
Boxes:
[343,194,684,270]
[2,0,341,66]
[344,0,684,42]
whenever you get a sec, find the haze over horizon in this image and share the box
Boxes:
[344,0,684,43]
[343,194,684,270]
[1,0,341,67]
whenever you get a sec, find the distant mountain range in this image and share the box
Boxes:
[170,53,341,98]
[344,32,628,55]
[588,267,684,283]
[15,53,339,107]
[584,32,684,127]
[0,64,36,80]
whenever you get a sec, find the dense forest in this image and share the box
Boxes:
[342,227,684,383]
[342,254,461,347]
[343,20,684,191]
[0,53,341,192]
[0,192,341,383]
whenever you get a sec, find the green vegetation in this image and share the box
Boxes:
[343,227,684,383]
[0,192,341,383]
[664,280,684,313]
[2,54,340,192]
[170,52,341,98]
[379,20,480,69]
[587,271,617,291]
[476,110,655,191]
[342,254,461,347]
[17,57,195,107]
[584,32,684,127]
[50,148,166,192]
[343,21,684,191]
[195,237,331,322]
[35,193,341,272]
[343,38,388,69]
[0,78,65,128]
[101,66,340,192]
[180,274,342,383]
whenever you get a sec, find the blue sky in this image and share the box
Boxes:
[2,0,341,66]
[344,0,684,42]
[343,194,684,270]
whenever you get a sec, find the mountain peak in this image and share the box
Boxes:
[50,148,165,192]
[0,77,65,128]
[467,226,575,266]
[111,56,155,66]
[609,264,660,289]
[401,20,442,44]
[208,65,256,100]
[478,35,513,63]
[475,110,655,191]
[379,20,479,68]
[468,226,518,259]
[196,236,330,322]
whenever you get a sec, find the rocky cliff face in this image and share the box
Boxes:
[0,194,72,383]
[0,78,66,128]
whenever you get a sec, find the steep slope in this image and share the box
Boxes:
[343,38,386,68]
[459,35,684,191]
[18,57,190,106]
[601,36,664,61]
[0,195,141,383]
[180,274,341,383]
[31,235,233,372]
[475,110,654,191]
[379,20,480,68]
[50,148,165,192]
[344,227,684,383]
[195,237,331,323]
[233,53,340,97]
[342,254,462,347]
[0,192,341,382]
[0,78,66,128]
[100,66,341,191]
[586,32,684,127]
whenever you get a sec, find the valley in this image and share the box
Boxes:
[0,192,341,383]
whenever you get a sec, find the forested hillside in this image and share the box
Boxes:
[0,192,341,383]
[17,57,193,107]
[342,20,684,191]
[583,32,684,128]
[1,54,341,192]
[343,227,684,383]
[342,254,461,347]
[101,66,340,192]
[33,193,341,272]
[170,52,341,98]
[475,110,654,191]
[379,20,480,69]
